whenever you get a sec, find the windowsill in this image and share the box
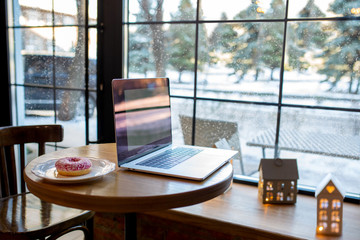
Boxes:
[233,175,360,203]
[145,183,360,240]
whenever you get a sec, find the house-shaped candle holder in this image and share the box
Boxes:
[258,158,299,204]
[315,173,345,236]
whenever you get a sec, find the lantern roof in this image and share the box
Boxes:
[258,158,299,180]
[315,173,346,198]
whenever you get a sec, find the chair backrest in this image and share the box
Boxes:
[179,115,241,151]
[0,125,63,198]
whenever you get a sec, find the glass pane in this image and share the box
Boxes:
[89,0,98,25]
[56,89,87,121]
[128,0,197,22]
[193,100,278,176]
[20,27,54,56]
[88,28,98,142]
[12,27,54,85]
[288,0,360,18]
[127,24,195,96]
[279,108,360,195]
[56,90,86,147]
[127,24,157,77]
[24,86,55,118]
[89,28,97,89]
[89,90,98,142]
[198,22,283,102]
[171,97,194,145]
[284,21,360,108]
[54,27,85,88]
[14,86,56,127]
[54,0,84,25]
[10,0,53,27]
[24,53,54,86]
[167,23,196,96]
[200,0,285,20]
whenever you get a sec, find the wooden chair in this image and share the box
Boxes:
[0,125,95,240]
[179,115,244,174]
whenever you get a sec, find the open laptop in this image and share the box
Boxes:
[112,77,237,181]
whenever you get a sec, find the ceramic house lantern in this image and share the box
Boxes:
[315,173,345,236]
[258,158,299,204]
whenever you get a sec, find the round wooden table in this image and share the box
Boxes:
[24,143,233,238]
[24,143,233,236]
[24,143,233,212]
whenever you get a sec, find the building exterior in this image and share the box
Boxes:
[258,158,299,204]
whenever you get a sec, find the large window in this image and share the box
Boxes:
[124,0,360,199]
[7,0,98,156]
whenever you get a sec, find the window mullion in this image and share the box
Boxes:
[274,0,290,158]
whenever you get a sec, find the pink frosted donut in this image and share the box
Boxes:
[55,157,92,176]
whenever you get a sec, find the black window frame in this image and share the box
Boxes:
[6,0,98,146]
[121,0,360,203]
[3,0,359,203]
[1,1,11,127]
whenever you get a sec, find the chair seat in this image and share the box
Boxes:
[0,192,94,240]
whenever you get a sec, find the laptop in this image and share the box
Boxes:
[112,77,237,181]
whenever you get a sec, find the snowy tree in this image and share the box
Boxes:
[318,0,360,94]
[227,0,265,82]
[128,31,154,76]
[128,10,154,76]
[167,0,208,82]
[261,0,285,81]
[137,0,167,77]
[208,13,237,66]
[287,0,328,71]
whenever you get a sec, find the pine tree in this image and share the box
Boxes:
[287,0,327,72]
[208,13,238,66]
[318,0,360,93]
[137,0,167,77]
[167,0,208,82]
[261,0,285,81]
[227,0,265,82]
[128,15,154,76]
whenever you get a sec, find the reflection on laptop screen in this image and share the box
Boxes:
[124,87,171,151]
[112,78,172,165]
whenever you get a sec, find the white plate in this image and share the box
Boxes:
[32,158,116,183]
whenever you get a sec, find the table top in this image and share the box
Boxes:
[247,128,360,159]
[24,143,233,213]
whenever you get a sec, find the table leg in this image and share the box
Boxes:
[124,213,137,240]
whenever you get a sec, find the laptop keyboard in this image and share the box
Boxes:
[136,147,203,169]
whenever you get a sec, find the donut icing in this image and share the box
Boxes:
[55,157,92,176]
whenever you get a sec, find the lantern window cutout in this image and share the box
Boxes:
[266,181,274,191]
[319,211,327,221]
[286,193,294,201]
[319,198,328,209]
[315,173,345,236]
[331,211,340,222]
[332,199,341,209]
[258,158,299,204]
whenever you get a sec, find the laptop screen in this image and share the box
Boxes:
[112,78,172,165]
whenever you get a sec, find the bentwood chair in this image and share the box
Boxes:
[0,125,94,240]
[179,115,245,174]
